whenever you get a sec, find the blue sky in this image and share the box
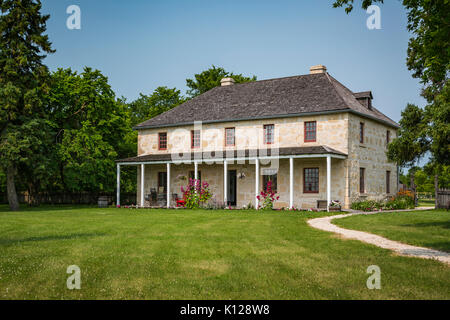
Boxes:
[42,0,426,123]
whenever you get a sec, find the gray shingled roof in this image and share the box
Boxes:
[135,72,399,129]
[117,146,346,163]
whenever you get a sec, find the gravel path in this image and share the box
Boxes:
[307,208,450,265]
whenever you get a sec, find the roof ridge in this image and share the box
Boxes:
[221,72,323,88]
[324,72,351,107]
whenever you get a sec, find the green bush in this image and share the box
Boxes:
[383,195,415,210]
[350,200,382,211]
[351,195,415,212]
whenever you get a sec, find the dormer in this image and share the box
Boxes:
[354,91,373,110]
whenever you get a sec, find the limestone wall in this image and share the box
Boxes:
[135,111,397,209]
[137,113,349,156]
[346,113,398,204]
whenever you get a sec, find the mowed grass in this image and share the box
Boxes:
[335,210,450,253]
[418,199,435,207]
[0,205,449,300]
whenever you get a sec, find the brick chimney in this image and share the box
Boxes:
[309,65,327,74]
[220,77,235,86]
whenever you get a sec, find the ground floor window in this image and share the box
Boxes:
[303,168,319,193]
[360,168,365,193]
[158,172,167,193]
[263,173,277,192]
[189,171,202,184]
[386,170,391,194]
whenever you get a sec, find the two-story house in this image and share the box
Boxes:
[116,65,399,210]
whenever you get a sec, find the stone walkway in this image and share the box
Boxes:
[307,208,450,265]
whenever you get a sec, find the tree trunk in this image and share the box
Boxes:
[434,174,439,208]
[410,172,417,206]
[6,165,20,211]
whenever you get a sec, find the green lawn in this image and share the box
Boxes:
[418,199,436,207]
[335,210,450,253]
[0,205,449,299]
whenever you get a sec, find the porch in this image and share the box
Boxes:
[116,146,347,211]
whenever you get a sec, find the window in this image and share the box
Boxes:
[360,122,364,143]
[263,174,277,193]
[189,171,201,183]
[304,121,316,142]
[225,127,235,146]
[264,124,274,144]
[191,130,200,148]
[158,132,167,150]
[386,171,391,194]
[360,168,365,193]
[303,168,319,193]
[386,130,390,146]
[158,172,167,193]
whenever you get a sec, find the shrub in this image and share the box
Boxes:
[351,193,415,212]
[202,198,226,210]
[384,194,415,210]
[350,199,382,212]
[256,180,279,210]
[181,178,212,209]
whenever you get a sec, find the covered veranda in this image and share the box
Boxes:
[116,146,347,211]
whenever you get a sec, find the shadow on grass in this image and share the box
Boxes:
[0,233,106,246]
[0,204,99,213]
[400,221,450,229]
[420,242,450,253]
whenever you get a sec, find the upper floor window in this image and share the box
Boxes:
[191,130,200,148]
[304,121,317,142]
[386,130,390,146]
[360,168,365,193]
[360,122,365,144]
[158,132,167,150]
[225,127,235,146]
[304,168,319,193]
[264,124,274,144]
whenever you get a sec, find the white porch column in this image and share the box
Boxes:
[116,164,120,207]
[255,158,260,209]
[223,160,228,205]
[140,163,145,207]
[166,163,171,208]
[194,161,198,180]
[327,155,331,212]
[289,157,294,209]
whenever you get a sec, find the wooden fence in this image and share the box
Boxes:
[436,189,450,209]
[0,192,136,206]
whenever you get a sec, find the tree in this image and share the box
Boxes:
[334,0,449,205]
[0,0,54,211]
[46,68,135,193]
[128,86,186,126]
[186,65,256,98]
[387,104,428,167]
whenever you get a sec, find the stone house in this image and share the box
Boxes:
[116,65,399,210]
